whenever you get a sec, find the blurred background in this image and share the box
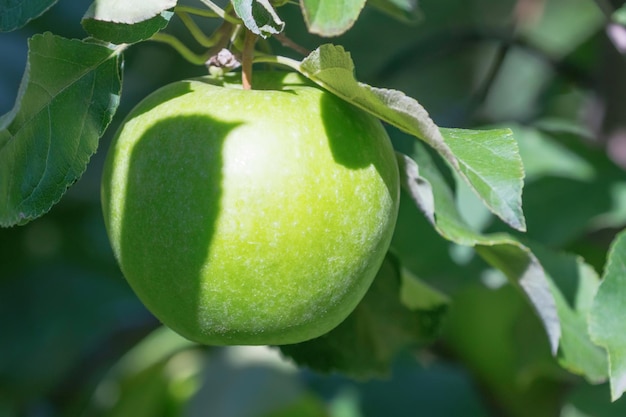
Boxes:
[2,0,626,416]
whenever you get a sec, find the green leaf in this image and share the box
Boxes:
[441,128,526,232]
[528,245,607,383]
[232,0,285,38]
[298,44,526,231]
[367,0,422,23]
[398,144,560,350]
[82,5,174,44]
[81,0,177,24]
[0,33,122,227]
[614,4,626,26]
[278,255,448,377]
[400,143,609,381]
[589,230,626,401]
[0,0,57,32]
[300,0,367,37]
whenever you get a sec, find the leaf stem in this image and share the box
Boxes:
[274,33,311,56]
[149,33,210,65]
[174,5,220,18]
[176,11,215,47]
[197,0,241,24]
[252,53,302,72]
[242,30,258,90]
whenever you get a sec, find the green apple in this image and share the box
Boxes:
[101,71,399,345]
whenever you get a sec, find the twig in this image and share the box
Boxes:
[242,30,258,90]
[274,33,311,56]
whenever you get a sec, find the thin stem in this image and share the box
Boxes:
[253,53,302,72]
[177,11,215,47]
[274,33,311,56]
[175,5,220,18]
[149,33,210,65]
[208,20,236,55]
[242,30,258,90]
[197,0,241,24]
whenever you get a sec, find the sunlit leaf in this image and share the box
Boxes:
[0,33,122,227]
[300,0,367,37]
[298,44,526,231]
[0,0,57,32]
[82,0,177,24]
[589,230,626,401]
[82,5,174,44]
[232,0,285,38]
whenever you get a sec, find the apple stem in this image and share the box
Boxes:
[242,30,258,90]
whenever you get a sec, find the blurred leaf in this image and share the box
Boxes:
[520,0,603,59]
[81,0,176,24]
[300,0,367,37]
[614,4,626,26]
[589,230,626,401]
[367,0,421,23]
[0,33,122,227]
[443,283,566,417]
[564,381,626,416]
[232,0,285,38]
[186,346,306,417]
[262,393,329,417]
[299,44,526,231]
[0,0,57,32]
[278,255,447,377]
[82,6,174,44]
[0,265,137,402]
[512,124,626,246]
[84,326,200,417]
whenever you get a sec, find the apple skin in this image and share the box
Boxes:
[101,72,399,345]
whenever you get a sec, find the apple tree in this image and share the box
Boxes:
[2,0,626,416]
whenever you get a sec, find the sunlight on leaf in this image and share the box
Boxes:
[86,0,177,24]
[82,5,174,44]
[232,0,285,38]
[299,44,526,231]
[0,33,122,227]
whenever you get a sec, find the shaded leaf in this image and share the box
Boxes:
[589,230,626,401]
[0,33,122,227]
[401,143,608,381]
[83,326,201,417]
[81,0,176,24]
[82,6,174,44]
[0,0,57,32]
[232,0,285,38]
[367,0,422,23]
[278,255,448,377]
[300,0,367,37]
[520,244,607,382]
[298,44,526,231]
[399,144,560,350]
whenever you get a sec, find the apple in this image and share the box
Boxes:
[101,71,400,345]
